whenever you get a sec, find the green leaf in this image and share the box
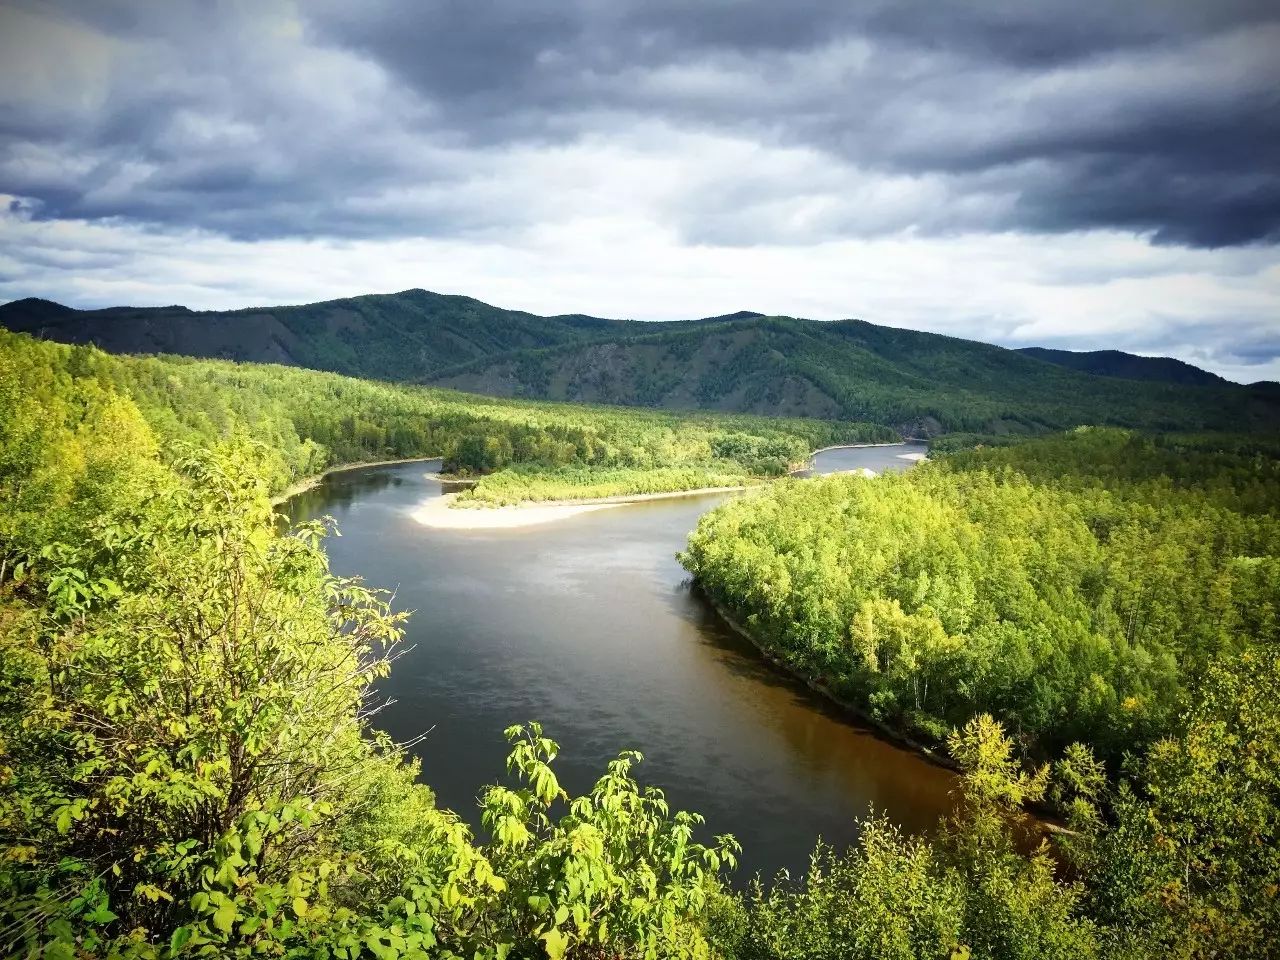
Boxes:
[212,902,236,934]
[170,926,193,953]
[540,928,570,960]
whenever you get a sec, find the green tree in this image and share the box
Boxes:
[1082,652,1280,959]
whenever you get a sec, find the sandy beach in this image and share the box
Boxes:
[413,493,623,529]
[412,486,749,530]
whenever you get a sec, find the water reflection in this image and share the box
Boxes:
[804,440,929,476]
[281,447,955,881]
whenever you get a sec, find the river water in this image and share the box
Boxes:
[282,442,951,880]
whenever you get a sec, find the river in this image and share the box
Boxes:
[281,441,951,880]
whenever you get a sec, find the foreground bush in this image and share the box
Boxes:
[0,433,737,959]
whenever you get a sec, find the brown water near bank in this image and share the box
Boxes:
[281,445,959,881]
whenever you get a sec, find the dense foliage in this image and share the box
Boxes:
[710,667,1280,960]
[682,428,1280,763]
[457,466,758,507]
[432,317,1278,435]
[0,329,885,503]
[0,357,740,958]
[3,333,1276,958]
[4,291,1275,437]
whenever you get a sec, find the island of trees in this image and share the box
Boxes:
[2,327,1277,958]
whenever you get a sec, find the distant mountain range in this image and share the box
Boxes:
[1014,346,1229,387]
[0,290,640,379]
[2,289,1274,436]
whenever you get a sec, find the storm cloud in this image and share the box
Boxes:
[0,1,1276,379]
[2,0,1278,247]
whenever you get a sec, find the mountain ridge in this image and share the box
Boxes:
[2,289,1272,436]
[1016,346,1229,387]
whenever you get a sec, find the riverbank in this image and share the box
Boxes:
[282,451,967,878]
[413,486,750,530]
[808,440,927,456]
[697,586,959,771]
[271,455,442,505]
[275,441,925,510]
[697,584,1071,836]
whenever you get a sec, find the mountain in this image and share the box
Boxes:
[0,289,649,382]
[3,290,1275,436]
[1016,346,1228,387]
[426,316,1276,436]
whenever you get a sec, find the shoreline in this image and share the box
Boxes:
[271,455,442,505]
[413,485,751,530]
[697,584,1071,835]
[808,440,926,457]
[275,437,924,519]
[698,586,959,771]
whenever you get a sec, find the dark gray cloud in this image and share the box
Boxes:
[0,0,1278,247]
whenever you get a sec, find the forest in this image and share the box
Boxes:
[0,329,887,509]
[2,327,1278,958]
[4,290,1277,438]
[681,428,1279,762]
[428,316,1279,436]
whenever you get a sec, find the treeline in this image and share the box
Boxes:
[431,316,1280,436]
[0,329,891,499]
[457,465,759,507]
[681,427,1279,764]
[2,337,1277,956]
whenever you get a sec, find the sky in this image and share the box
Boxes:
[0,1,1277,382]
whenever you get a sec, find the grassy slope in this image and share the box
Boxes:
[456,465,760,506]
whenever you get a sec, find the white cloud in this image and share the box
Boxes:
[3,196,1275,382]
[1,2,1276,383]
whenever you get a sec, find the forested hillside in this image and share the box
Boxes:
[0,290,648,382]
[0,329,885,503]
[1016,346,1230,386]
[4,310,1279,958]
[4,291,1275,437]
[682,428,1279,765]
[432,317,1276,435]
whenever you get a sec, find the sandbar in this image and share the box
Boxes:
[412,493,623,529]
[412,486,748,530]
